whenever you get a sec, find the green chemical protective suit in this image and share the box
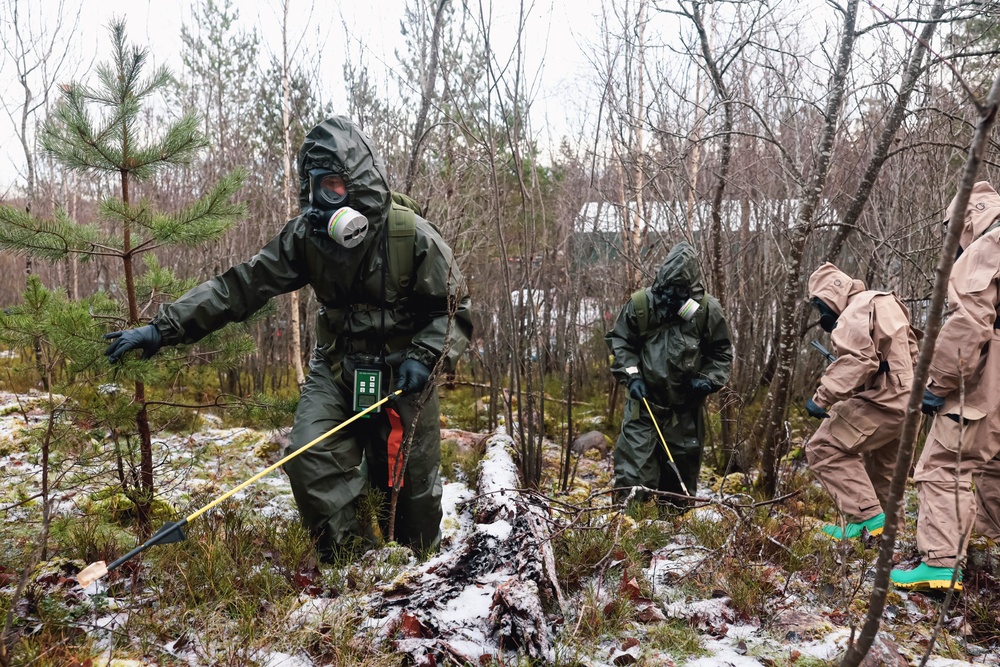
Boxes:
[605,242,732,502]
[151,117,473,559]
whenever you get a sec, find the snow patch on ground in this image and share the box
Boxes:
[924,659,993,667]
[646,542,712,592]
[795,628,852,661]
[663,597,737,625]
[260,651,313,667]
[686,647,764,667]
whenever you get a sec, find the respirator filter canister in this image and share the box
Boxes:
[327,207,369,248]
[677,298,700,321]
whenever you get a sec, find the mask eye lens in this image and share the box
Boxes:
[320,175,346,196]
[311,171,347,209]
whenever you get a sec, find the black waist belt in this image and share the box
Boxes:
[350,303,381,313]
[344,333,412,356]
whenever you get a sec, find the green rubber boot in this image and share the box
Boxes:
[890,562,963,591]
[821,512,885,539]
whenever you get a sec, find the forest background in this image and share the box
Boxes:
[2,0,1000,664]
[3,0,998,489]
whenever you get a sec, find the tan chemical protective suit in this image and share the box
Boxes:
[917,182,1000,567]
[806,264,919,525]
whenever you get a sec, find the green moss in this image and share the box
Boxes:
[438,385,484,431]
[81,486,175,527]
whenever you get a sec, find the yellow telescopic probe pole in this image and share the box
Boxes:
[77,389,404,588]
[641,396,691,496]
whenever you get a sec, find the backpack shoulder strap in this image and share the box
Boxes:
[692,294,712,340]
[387,202,416,291]
[391,191,424,217]
[630,288,649,336]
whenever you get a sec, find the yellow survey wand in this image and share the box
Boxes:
[641,396,691,496]
[77,389,404,588]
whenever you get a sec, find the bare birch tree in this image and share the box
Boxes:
[281,0,306,386]
[758,0,860,497]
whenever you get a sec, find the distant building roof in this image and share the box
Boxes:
[574,198,838,235]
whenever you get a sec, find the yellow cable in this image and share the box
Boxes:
[641,395,690,496]
[642,396,677,464]
[185,389,403,523]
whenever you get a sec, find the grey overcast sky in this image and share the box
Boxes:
[0,0,612,192]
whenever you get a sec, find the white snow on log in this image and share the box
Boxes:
[363,427,564,664]
[439,579,499,625]
[477,518,512,541]
[473,429,520,522]
[439,480,473,545]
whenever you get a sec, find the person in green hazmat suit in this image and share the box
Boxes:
[605,241,732,502]
[103,117,473,561]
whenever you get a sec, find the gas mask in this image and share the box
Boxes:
[653,284,699,321]
[811,297,839,333]
[303,169,369,248]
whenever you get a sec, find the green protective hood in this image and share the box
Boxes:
[652,241,705,300]
[297,117,392,233]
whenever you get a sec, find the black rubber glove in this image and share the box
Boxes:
[690,378,717,398]
[104,325,163,364]
[805,397,829,419]
[922,389,945,416]
[397,358,431,395]
[628,377,648,401]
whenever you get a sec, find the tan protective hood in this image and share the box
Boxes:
[808,262,866,314]
[947,181,1000,250]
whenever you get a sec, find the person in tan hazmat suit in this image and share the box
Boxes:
[892,181,1000,590]
[804,264,919,539]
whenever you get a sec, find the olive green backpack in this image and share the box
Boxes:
[386,191,423,291]
[630,288,708,336]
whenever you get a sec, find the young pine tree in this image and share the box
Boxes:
[0,19,247,534]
